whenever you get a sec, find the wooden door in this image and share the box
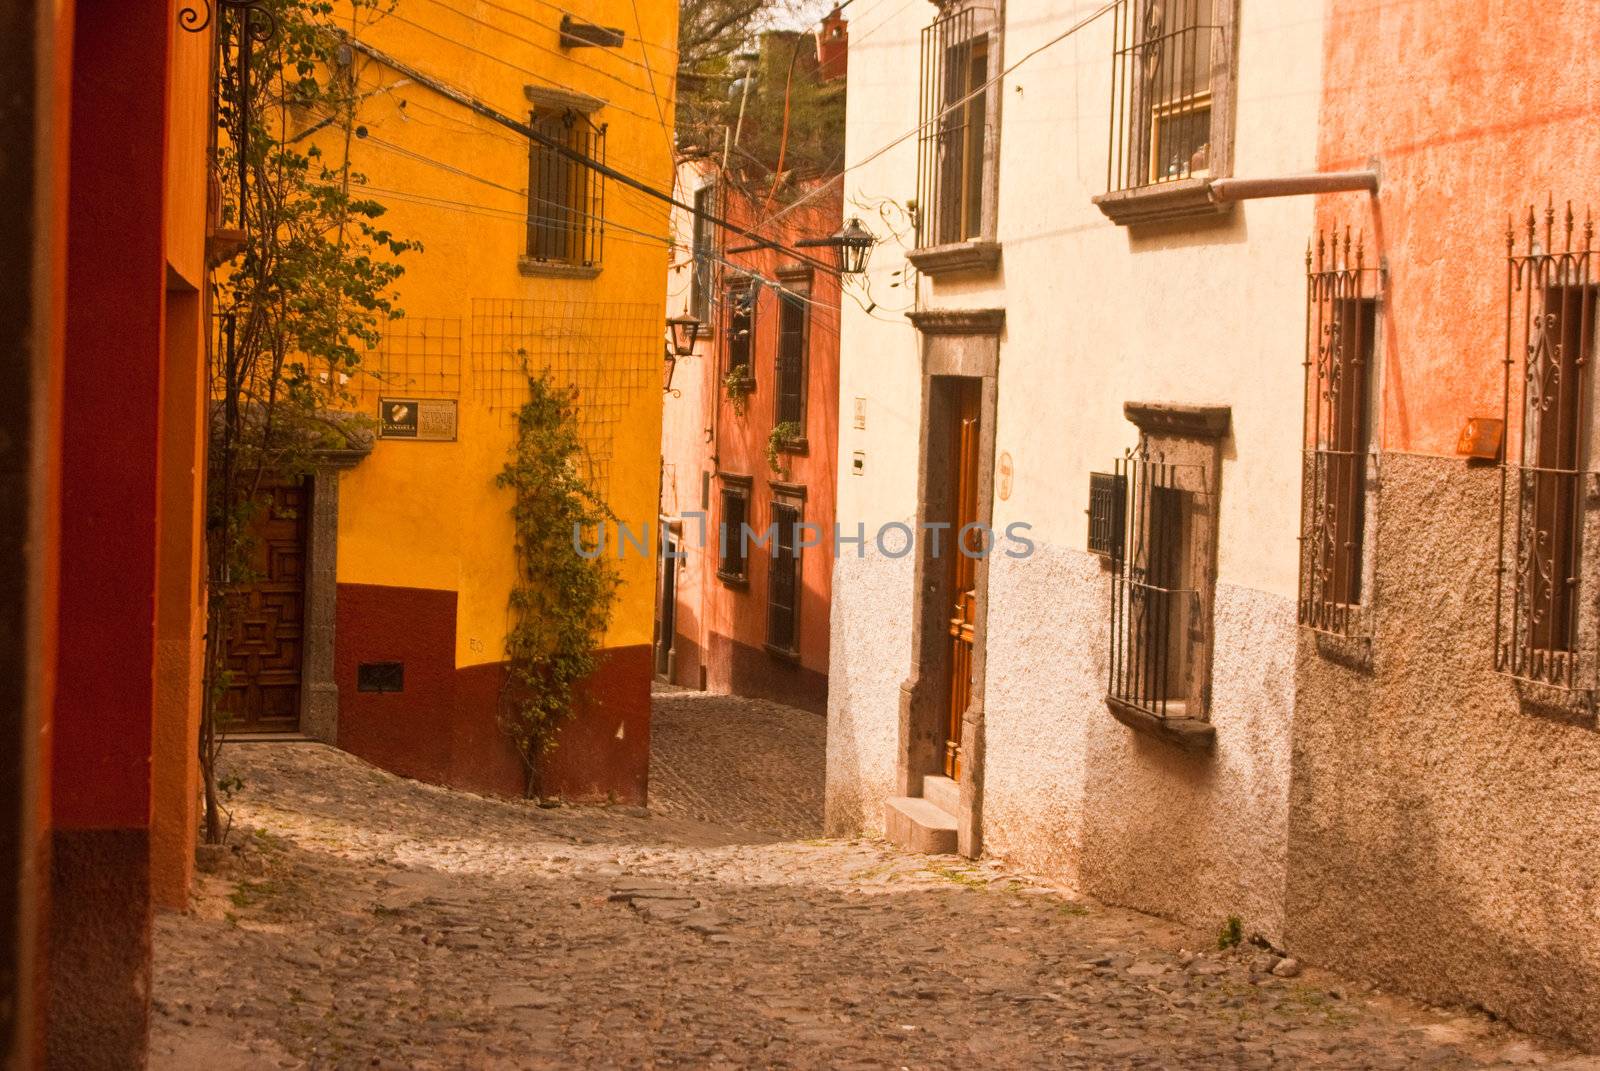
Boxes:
[944,380,982,780]
[222,480,308,733]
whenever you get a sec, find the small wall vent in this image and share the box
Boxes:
[357,661,405,693]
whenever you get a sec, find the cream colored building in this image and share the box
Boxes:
[829,0,1319,938]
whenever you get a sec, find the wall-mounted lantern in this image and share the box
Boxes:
[663,316,701,397]
[797,216,876,275]
[667,315,702,357]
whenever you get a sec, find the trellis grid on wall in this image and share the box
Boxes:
[349,316,463,405]
[470,298,660,495]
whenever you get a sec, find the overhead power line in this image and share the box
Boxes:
[344,33,844,278]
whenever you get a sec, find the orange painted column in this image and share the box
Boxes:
[49,0,172,1064]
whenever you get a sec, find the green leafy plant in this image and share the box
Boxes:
[723,368,751,415]
[201,0,415,844]
[496,372,619,793]
[765,420,803,475]
[1217,914,1244,950]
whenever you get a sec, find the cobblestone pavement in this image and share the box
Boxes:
[151,739,1598,1070]
[648,689,825,839]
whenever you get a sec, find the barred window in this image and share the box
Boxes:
[1299,229,1379,638]
[717,479,751,583]
[916,5,996,248]
[1107,452,1196,718]
[767,499,802,654]
[1497,202,1598,689]
[775,290,808,429]
[725,283,756,382]
[526,108,605,267]
[1106,0,1232,193]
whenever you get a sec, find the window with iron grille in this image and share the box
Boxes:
[725,283,756,382]
[1300,229,1379,638]
[1088,471,1126,557]
[690,184,716,322]
[1105,0,1232,194]
[718,479,751,583]
[767,500,802,654]
[526,108,606,267]
[775,290,808,429]
[1496,202,1598,690]
[1107,449,1202,719]
[916,5,996,248]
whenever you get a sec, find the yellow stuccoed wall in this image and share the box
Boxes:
[327,0,677,668]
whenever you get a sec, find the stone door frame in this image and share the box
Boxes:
[298,435,372,743]
[899,308,1003,858]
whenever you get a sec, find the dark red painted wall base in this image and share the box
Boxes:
[335,583,650,803]
[720,634,829,715]
[48,829,150,1070]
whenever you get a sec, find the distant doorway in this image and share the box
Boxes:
[943,378,982,780]
[222,480,309,733]
[657,533,679,678]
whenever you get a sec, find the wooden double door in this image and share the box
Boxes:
[943,379,982,780]
[221,480,309,733]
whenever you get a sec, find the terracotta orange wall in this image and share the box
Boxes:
[1315,0,1600,456]
[151,15,213,914]
[702,183,841,712]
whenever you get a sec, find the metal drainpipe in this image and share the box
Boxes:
[1208,169,1379,202]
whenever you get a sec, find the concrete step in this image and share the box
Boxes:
[884,796,958,855]
[921,774,959,819]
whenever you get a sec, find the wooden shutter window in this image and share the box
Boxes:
[776,292,807,429]
[767,501,801,653]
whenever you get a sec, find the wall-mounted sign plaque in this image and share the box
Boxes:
[379,398,457,441]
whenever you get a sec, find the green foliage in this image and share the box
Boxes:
[1218,915,1244,950]
[765,420,803,474]
[202,0,415,844]
[496,373,620,789]
[723,368,752,415]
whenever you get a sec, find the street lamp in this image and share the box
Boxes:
[663,316,701,397]
[797,216,876,275]
[667,315,702,357]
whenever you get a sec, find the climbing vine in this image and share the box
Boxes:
[765,420,803,475]
[496,372,619,792]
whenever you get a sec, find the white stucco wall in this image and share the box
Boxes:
[828,0,1324,938]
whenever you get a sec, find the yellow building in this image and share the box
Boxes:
[268,0,677,800]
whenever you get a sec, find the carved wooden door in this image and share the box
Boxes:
[944,380,982,780]
[222,480,309,733]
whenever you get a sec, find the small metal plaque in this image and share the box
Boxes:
[1457,416,1503,460]
[379,398,457,441]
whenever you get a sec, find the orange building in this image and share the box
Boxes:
[6,0,214,1065]
[658,22,845,713]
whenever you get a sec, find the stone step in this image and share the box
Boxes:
[884,796,958,855]
[921,774,959,818]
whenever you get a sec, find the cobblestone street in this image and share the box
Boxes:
[151,694,1596,1070]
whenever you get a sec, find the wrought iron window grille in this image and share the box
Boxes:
[775,291,809,429]
[1495,201,1599,693]
[1299,227,1382,640]
[1088,471,1127,557]
[526,109,606,268]
[916,5,997,249]
[766,501,802,654]
[1106,0,1228,194]
[1106,445,1210,720]
[725,284,757,382]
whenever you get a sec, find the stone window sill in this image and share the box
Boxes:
[774,435,808,456]
[1106,696,1215,751]
[1092,178,1232,228]
[716,570,748,590]
[906,240,1002,278]
[763,643,800,664]
[517,257,602,279]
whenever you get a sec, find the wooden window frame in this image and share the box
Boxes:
[765,495,803,657]
[1094,0,1239,227]
[910,2,1002,275]
[523,104,607,273]
[724,281,756,388]
[773,284,809,444]
[716,475,752,586]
